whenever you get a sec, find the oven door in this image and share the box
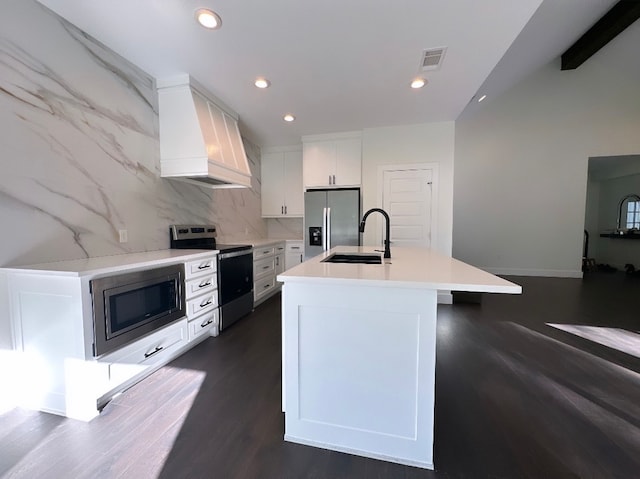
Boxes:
[217,250,253,305]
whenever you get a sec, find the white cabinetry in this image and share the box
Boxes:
[303,132,362,188]
[0,251,217,421]
[184,255,219,339]
[261,147,303,217]
[253,242,285,305]
[285,240,304,270]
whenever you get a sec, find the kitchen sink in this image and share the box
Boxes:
[321,253,382,264]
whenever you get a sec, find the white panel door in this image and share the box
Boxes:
[382,168,433,248]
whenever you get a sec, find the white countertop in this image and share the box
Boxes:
[0,249,216,277]
[277,246,521,294]
[226,238,302,247]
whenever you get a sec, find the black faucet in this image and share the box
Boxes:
[359,208,391,259]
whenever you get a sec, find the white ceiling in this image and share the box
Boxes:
[36,0,633,147]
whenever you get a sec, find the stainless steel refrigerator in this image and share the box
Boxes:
[304,188,360,259]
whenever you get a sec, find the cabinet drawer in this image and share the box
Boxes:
[254,275,276,301]
[185,256,217,279]
[254,257,275,279]
[186,291,217,317]
[253,246,274,260]
[188,308,219,341]
[286,241,303,253]
[185,274,217,299]
[108,320,187,385]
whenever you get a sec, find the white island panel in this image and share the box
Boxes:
[283,282,438,469]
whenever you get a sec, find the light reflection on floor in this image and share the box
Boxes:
[547,324,640,359]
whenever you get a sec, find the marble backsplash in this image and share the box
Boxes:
[266,218,304,239]
[0,0,266,267]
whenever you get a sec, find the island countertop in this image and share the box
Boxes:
[278,246,521,294]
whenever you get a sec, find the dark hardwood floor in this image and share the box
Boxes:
[1,272,639,478]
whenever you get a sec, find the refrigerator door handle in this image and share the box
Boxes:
[322,207,328,251]
[326,207,332,250]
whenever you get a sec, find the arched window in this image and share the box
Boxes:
[627,199,640,229]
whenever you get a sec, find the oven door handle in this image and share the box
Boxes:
[218,249,252,260]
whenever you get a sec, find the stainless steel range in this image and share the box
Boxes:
[170,225,253,331]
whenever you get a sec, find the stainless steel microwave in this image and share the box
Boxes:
[90,263,186,357]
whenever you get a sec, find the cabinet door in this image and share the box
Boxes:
[283,150,303,215]
[275,253,285,275]
[261,152,285,216]
[303,142,335,187]
[335,137,362,186]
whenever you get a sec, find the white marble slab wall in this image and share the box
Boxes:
[0,0,266,267]
[267,218,304,239]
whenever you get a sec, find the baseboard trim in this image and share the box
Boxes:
[437,292,453,304]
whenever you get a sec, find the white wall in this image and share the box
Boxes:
[454,58,640,277]
[361,122,455,257]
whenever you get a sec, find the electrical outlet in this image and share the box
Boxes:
[118,229,128,243]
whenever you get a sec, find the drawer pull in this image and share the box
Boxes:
[262,265,270,270]
[200,299,213,308]
[291,246,300,250]
[263,250,270,254]
[198,263,211,270]
[144,346,164,358]
[263,284,271,289]
[198,280,212,288]
[201,318,214,328]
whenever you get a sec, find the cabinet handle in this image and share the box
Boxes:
[263,250,270,254]
[328,174,332,185]
[200,299,213,307]
[262,265,270,270]
[291,246,300,250]
[281,205,284,214]
[300,254,303,262]
[333,174,336,184]
[198,281,212,288]
[264,284,271,289]
[276,257,280,266]
[201,318,214,328]
[284,205,287,214]
[144,346,164,358]
[198,263,211,270]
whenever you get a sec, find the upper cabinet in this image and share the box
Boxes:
[261,147,303,217]
[157,75,252,189]
[303,132,362,188]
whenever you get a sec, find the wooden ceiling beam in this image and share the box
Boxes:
[561,0,640,70]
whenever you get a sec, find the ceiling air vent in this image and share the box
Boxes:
[420,47,447,71]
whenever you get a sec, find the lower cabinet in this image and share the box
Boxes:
[184,254,219,338]
[1,253,220,421]
[253,242,285,306]
[285,240,304,270]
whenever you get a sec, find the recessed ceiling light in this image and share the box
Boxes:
[410,78,426,89]
[283,114,295,122]
[254,78,271,89]
[478,94,487,102]
[195,8,222,29]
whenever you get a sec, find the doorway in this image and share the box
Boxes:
[584,154,640,271]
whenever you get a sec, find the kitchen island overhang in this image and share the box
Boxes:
[277,246,521,470]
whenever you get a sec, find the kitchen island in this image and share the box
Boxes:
[277,246,521,469]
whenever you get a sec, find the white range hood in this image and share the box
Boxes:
[157,75,252,189]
